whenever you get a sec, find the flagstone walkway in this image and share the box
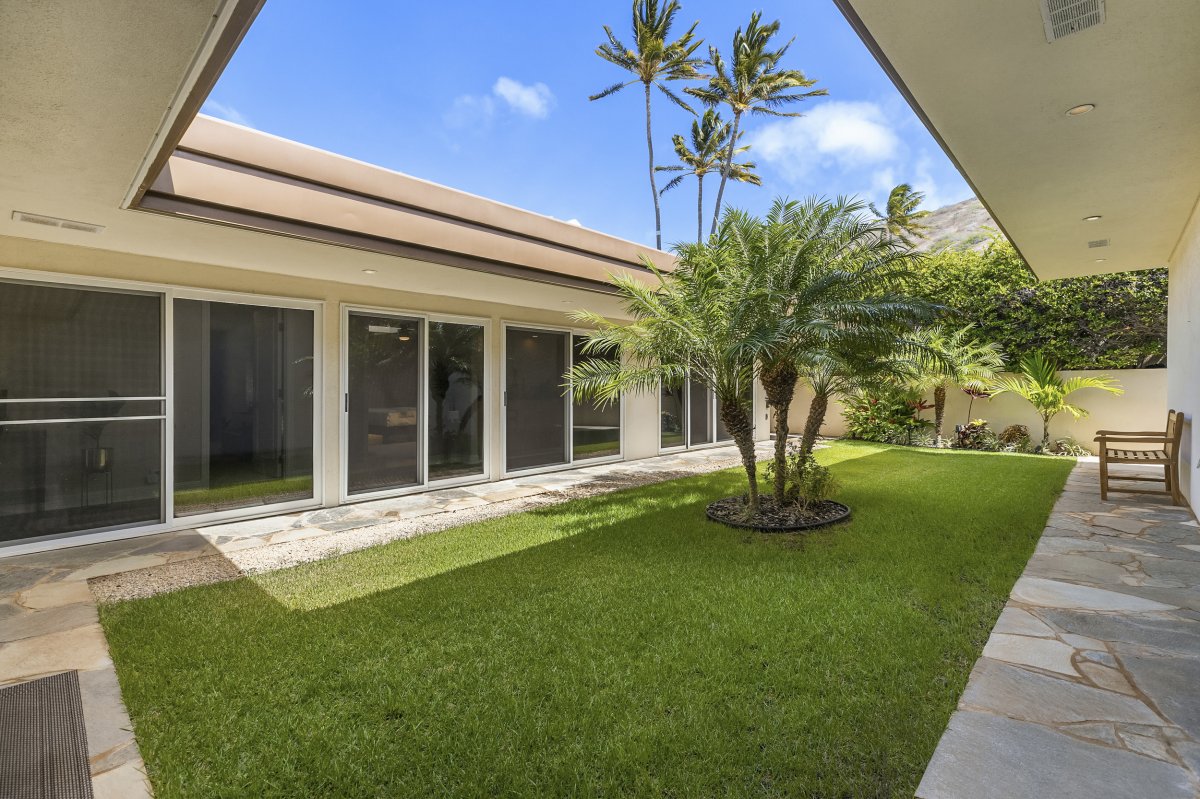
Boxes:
[917,458,1200,799]
[0,443,765,798]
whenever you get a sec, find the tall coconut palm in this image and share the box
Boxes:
[567,252,761,510]
[656,109,760,242]
[870,183,932,246]
[990,353,1123,450]
[590,0,705,250]
[906,325,1005,444]
[687,13,825,236]
[729,197,936,503]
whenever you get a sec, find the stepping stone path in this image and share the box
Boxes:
[917,459,1200,798]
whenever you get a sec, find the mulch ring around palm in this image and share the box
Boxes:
[706,496,851,532]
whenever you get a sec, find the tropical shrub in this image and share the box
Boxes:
[954,420,999,451]
[1048,437,1092,457]
[990,353,1123,450]
[842,388,931,445]
[997,424,1034,453]
[909,236,1167,369]
[763,442,838,508]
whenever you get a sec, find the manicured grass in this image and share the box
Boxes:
[101,442,1072,798]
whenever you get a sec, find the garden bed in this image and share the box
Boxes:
[705,496,851,531]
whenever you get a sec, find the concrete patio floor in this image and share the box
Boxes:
[917,458,1200,799]
[0,443,764,798]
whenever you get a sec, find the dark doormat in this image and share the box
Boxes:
[0,671,94,799]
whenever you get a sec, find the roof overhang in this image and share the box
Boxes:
[834,0,1200,279]
[0,0,669,314]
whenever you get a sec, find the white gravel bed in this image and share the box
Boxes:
[90,454,751,603]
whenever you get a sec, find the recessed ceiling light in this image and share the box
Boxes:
[1094,258,1107,263]
[1082,215,1102,222]
[1066,103,1095,116]
[362,269,377,274]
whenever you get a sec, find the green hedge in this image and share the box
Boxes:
[910,237,1167,369]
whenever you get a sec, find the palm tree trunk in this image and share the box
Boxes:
[696,174,704,243]
[1042,414,1052,451]
[933,383,947,444]
[709,111,741,236]
[643,82,663,250]
[800,390,829,458]
[761,361,798,504]
[720,399,759,512]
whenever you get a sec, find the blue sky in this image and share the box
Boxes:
[203,0,973,248]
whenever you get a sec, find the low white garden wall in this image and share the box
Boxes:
[787,369,1168,454]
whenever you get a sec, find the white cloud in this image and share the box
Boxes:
[446,77,554,129]
[200,99,253,128]
[751,101,900,182]
[492,77,554,118]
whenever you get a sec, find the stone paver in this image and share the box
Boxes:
[917,459,1200,798]
[0,442,766,798]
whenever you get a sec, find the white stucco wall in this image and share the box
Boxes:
[1168,199,1200,510]
[788,369,1168,456]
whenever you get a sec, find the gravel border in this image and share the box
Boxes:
[90,455,753,603]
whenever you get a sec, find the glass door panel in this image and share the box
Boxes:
[428,321,485,481]
[505,328,568,471]
[345,313,422,495]
[0,281,164,543]
[660,382,686,448]
[572,336,620,460]
[174,299,315,515]
[689,379,714,446]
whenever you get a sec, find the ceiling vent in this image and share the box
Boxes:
[12,211,105,234]
[1088,238,1110,248]
[1041,0,1106,42]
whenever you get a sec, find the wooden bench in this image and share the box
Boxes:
[1095,409,1184,504]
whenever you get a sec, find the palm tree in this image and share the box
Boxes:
[656,109,760,242]
[590,1,705,250]
[567,251,761,510]
[906,325,1005,444]
[870,183,932,246]
[729,197,935,504]
[990,353,1123,450]
[687,13,826,236]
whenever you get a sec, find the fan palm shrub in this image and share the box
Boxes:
[906,325,1005,445]
[687,13,825,235]
[590,0,705,250]
[731,197,936,503]
[567,250,761,510]
[990,353,1123,450]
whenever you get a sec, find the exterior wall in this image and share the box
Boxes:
[788,369,1168,455]
[0,234,768,550]
[1168,199,1200,510]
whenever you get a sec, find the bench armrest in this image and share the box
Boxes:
[1095,435,1170,444]
[1094,429,1163,436]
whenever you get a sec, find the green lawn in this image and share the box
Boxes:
[100,442,1072,798]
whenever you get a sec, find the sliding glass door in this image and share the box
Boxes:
[341,309,489,499]
[345,313,422,495]
[428,321,486,481]
[505,327,570,472]
[661,376,734,451]
[173,299,315,517]
[0,281,164,543]
[571,336,620,460]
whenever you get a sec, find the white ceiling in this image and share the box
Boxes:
[840,0,1200,279]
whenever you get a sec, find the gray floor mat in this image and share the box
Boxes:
[0,671,94,799]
